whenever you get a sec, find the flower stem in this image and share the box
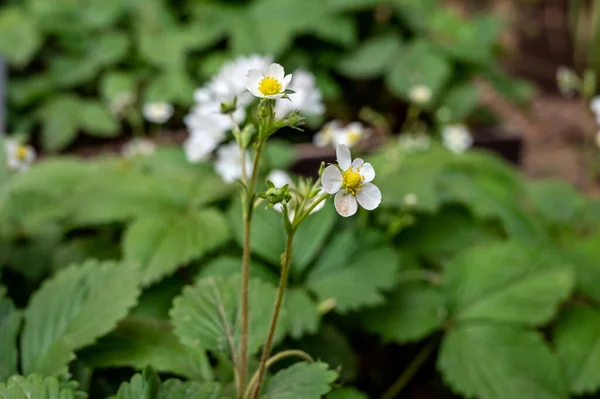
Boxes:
[250,232,295,399]
[380,339,438,399]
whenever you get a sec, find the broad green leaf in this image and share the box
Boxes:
[361,282,444,344]
[484,67,535,105]
[196,256,278,286]
[158,379,221,399]
[0,374,83,398]
[170,275,285,358]
[327,388,368,399]
[263,141,296,171]
[138,28,197,69]
[553,304,600,394]
[80,101,119,137]
[528,179,583,224]
[312,15,356,48]
[261,361,337,399]
[306,231,399,313]
[0,7,41,66]
[144,69,195,105]
[337,34,403,78]
[385,39,452,102]
[123,209,229,285]
[92,31,130,66]
[285,288,320,340]
[0,287,22,381]
[444,241,574,325]
[439,325,568,399]
[326,0,384,11]
[438,82,479,123]
[131,277,185,320]
[39,95,82,151]
[9,76,55,107]
[292,205,337,273]
[20,260,140,376]
[115,366,160,399]
[78,316,212,381]
[565,234,600,304]
[100,71,138,101]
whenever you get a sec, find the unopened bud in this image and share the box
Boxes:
[240,124,255,148]
[263,184,292,208]
[285,111,305,130]
[219,97,238,115]
[318,161,326,177]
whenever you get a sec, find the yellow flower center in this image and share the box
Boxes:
[258,76,282,96]
[347,131,360,145]
[343,168,363,194]
[16,146,28,160]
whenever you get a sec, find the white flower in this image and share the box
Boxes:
[313,120,344,148]
[267,169,293,188]
[274,69,324,119]
[409,85,432,105]
[334,122,369,148]
[184,123,227,163]
[591,97,600,125]
[122,137,155,158]
[442,125,473,154]
[267,169,326,218]
[403,193,418,207]
[321,144,381,217]
[557,66,578,97]
[215,142,252,183]
[143,102,174,124]
[398,133,431,153]
[246,63,292,99]
[5,140,35,172]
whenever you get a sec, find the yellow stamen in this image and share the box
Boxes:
[258,76,282,96]
[343,167,363,195]
[16,146,28,161]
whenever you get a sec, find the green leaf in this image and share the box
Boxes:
[196,256,278,286]
[123,209,229,286]
[528,179,583,224]
[292,205,337,273]
[285,288,320,340]
[261,361,337,399]
[438,82,479,123]
[78,316,212,381]
[158,379,221,399]
[337,34,403,78]
[92,32,130,66]
[306,231,399,313]
[20,260,140,376]
[0,286,22,381]
[553,304,600,394]
[438,325,568,399]
[100,71,138,101]
[80,101,119,137]
[0,7,41,66]
[170,275,285,359]
[144,69,195,105]
[385,39,452,102]
[327,388,368,399]
[361,282,444,344]
[39,95,82,151]
[0,374,83,398]
[138,28,197,69]
[565,234,600,304]
[115,366,161,399]
[444,241,574,326]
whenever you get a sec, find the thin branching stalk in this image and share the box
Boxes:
[250,232,295,399]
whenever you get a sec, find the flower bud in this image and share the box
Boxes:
[240,124,256,148]
[263,184,292,208]
[220,97,238,115]
[285,111,305,130]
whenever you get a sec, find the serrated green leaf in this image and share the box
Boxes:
[100,71,138,101]
[438,82,479,123]
[285,288,320,340]
[261,361,337,399]
[306,231,399,313]
[0,7,42,66]
[123,209,229,285]
[144,69,194,105]
[528,179,583,224]
[361,281,444,344]
[553,304,600,394]
[20,259,140,376]
[444,241,574,326]
[78,316,212,381]
[439,325,568,399]
[158,379,221,399]
[39,95,82,151]
[170,275,285,359]
[327,388,368,399]
[564,234,600,304]
[337,34,403,78]
[0,286,22,381]
[80,101,119,137]
[292,205,337,274]
[196,256,278,286]
[0,374,84,399]
[115,366,161,399]
[92,32,130,66]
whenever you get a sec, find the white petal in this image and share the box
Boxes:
[281,74,293,90]
[313,132,328,147]
[352,158,364,168]
[356,183,381,210]
[336,144,352,170]
[267,169,292,188]
[360,163,375,183]
[246,69,264,97]
[334,191,358,217]
[266,63,285,81]
[322,165,343,194]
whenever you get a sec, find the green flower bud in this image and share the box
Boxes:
[220,97,238,115]
[240,124,256,148]
[285,111,305,130]
[263,184,292,208]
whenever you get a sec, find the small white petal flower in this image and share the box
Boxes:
[313,120,343,148]
[122,137,155,158]
[215,142,252,183]
[5,140,35,172]
[334,122,369,148]
[321,144,381,217]
[442,125,473,154]
[246,63,292,99]
[403,193,418,207]
[143,102,174,124]
[274,69,324,118]
[409,85,432,105]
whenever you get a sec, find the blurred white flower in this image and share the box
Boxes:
[403,193,418,207]
[591,97,600,125]
[143,102,174,124]
[398,133,431,153]
[409,85,432,105]
[334,122,369,148]
[184,123,227,163]
[442,125,473,154]
[122,137,155,158]
[274,69,324,119]
[215,142,252,183]
[322,144,381,217]
[557,66,579,98]
[5,139,35,172]
[313,120,343,148]
[246,63,292,99]
[267,169,326,218]
[267,169,293,189]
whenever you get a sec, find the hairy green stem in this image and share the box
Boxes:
[380,339,438,399]
[250,232,295,399]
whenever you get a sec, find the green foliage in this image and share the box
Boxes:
[0,286,22,381]
[261,361,337,399]
[0,374,85,399]
[20,259,140,376]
